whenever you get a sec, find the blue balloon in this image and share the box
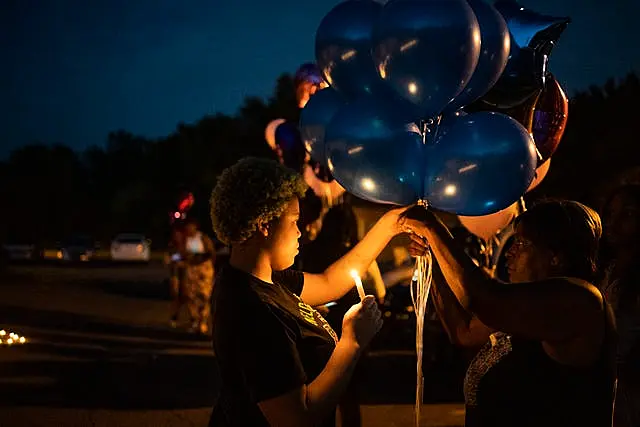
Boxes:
[482,0,570,108]
[495,0,569,49]
[325,96,424,205]
[373,0,481,119]
[299,88,346,167]
[446,0,510,111]
[315,0,385,98]
[425,111,537,215]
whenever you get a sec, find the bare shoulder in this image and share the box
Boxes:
[561,277,605,309]
[542,277,608,366]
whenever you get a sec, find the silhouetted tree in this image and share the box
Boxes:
[2,71,638,247]
[533,71,640,206]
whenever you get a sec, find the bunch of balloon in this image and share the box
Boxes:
[298,0,573,424]
[301,0,543,217]
[478,0,570,168]
[458,0,570,242]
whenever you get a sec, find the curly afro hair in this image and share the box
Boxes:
[210,157,308,245]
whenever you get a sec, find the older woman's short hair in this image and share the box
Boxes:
[210,157,308,245]
[515,199,602,282]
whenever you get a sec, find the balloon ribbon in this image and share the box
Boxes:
[410,205,433,427]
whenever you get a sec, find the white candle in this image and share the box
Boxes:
[350,270,366,301]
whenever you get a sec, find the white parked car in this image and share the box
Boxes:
[110,234,151,262]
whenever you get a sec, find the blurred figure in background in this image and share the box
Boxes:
[183,218,216,335]
[265,63,327,175]
[295,62,326,109]
[166,221,187,328]
[264,63,345,248]
[301,197,386,304]
[599,184,640,427]
[300,196,385,427]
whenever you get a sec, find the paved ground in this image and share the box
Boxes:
[0,405,465,427]
[0,263,466,427]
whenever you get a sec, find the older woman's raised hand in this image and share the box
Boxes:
[381,204,431,235]
[396,205,441,257]
[408,233,430,258]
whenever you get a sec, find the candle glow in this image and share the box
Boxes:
[350,269,366,301]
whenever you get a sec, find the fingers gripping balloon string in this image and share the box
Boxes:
[410,240,433,427]
[419,117,441,200]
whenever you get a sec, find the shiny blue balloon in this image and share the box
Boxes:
[425,111,537,215]
[325,96,424,205]
[446,0,510,111]
[315,0,384,98]
[495,0,569,49]
[373,0,481,119]
[299,88,346,167]
[481,0,570,108]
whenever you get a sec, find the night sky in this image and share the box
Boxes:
[1,0,639,155]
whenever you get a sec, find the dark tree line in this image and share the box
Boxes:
[1,72,638,248]
[535,72,640,207]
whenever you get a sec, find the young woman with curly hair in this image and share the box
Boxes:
[208,157,409,427]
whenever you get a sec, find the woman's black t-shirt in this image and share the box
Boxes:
[209,265,338,427]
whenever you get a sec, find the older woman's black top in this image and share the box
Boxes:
[464,303,617,427]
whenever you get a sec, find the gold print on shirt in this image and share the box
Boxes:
[297,301,319,326]
[296,298,339,344]
[322,323,339,344]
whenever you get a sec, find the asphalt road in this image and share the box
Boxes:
[0,263,466,427]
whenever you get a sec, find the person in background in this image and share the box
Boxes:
[265,63,344,245]
[302,195,386,304]
[405,200,617,427]
[300,197,385,427]
[266,62,328,175]
[295,62,327,110]
[599,184,640,427]
[183,217,216,335]
[166,221,187,328]
[208,157,409,427]
[487,199,528,282]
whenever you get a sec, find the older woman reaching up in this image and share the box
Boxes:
[404,200,617,427]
